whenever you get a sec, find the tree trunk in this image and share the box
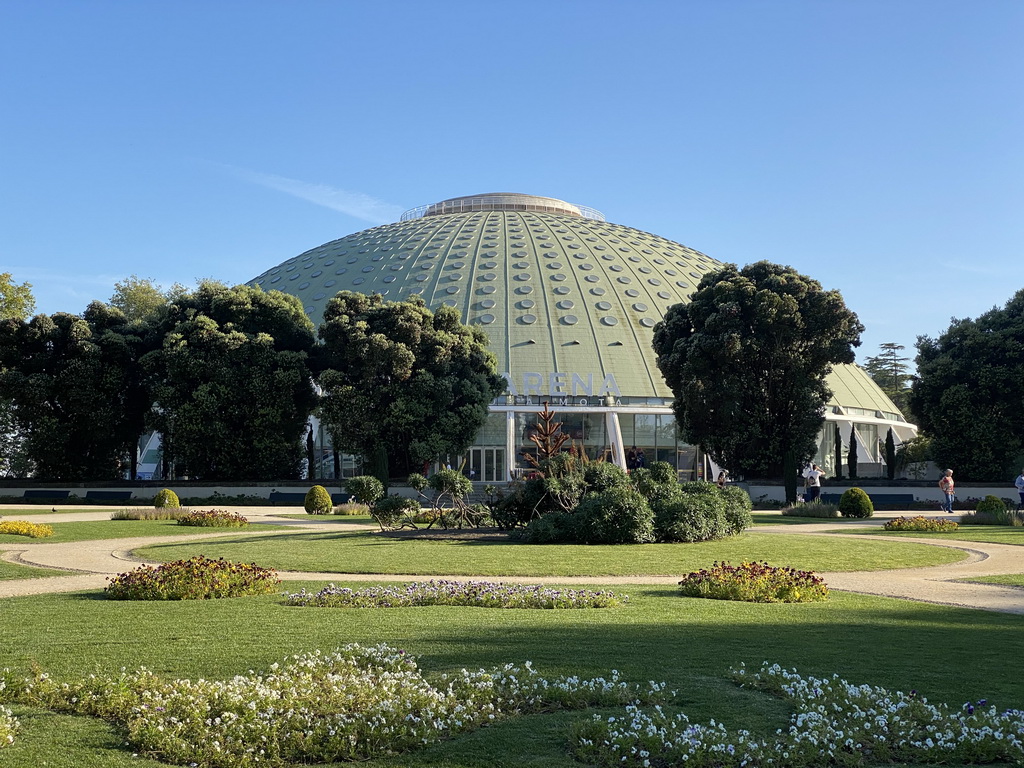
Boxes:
[783,448,798,504]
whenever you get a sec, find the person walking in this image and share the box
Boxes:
[1015,468,1024,511]
[938,468,956,513]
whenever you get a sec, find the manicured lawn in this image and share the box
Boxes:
[750,511,841,525]
[0,560,72,580]
[134,529,964,576]
[0,507,123,515]
[1,581,1021,768]
[964,574,1024,587]
[843,526,1024,546]
[0,519,294,545]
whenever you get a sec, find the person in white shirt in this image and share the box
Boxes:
[804,464,824,502]
[1015,469,1024,510]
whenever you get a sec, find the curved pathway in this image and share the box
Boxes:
[2,507,1024,613]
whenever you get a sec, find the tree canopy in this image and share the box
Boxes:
[0,273,35,321]
[109,274,188,324]
[909,288,1024,481]
[0,303,151,480]
[144,282,318,481]
[862,342,912,414]
[317,292,506,481]
[652,261,862,492]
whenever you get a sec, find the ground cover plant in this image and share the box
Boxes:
[678,561,828,603]
[0,520,53,538]
[176,509,249,528]
[0,704,17,747]
[284,580,626,609]
[111,507,187,520]
[884,515,960,532]
[333,501,369,515]
[780,501,840,518]
[136,528,965,576]
[5,643,669,768]
[2,579,1023,768]
[573,661,1024,767]
[104,556,280,600]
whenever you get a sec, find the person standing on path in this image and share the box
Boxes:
[804,463,825,502]
[939,468,956,513]
[1015,468,1024,511]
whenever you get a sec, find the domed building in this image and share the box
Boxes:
[248,193,915,482]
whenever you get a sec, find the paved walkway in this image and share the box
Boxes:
[2,506,1024,614]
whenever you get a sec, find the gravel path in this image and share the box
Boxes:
[3,506,1024,613]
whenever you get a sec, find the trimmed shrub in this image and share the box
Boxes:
[884,516,959,532]
[427,468,472,500]
[176,510,249,528]
[105,556,280,600]
[304,485,333,515]
[153,489,180,509]
[678,561,829,603]
[371,495,420,530]
[582,462,630,493]
[575,486,654,544]
[839,487,873,518]
[333,502,370,516]
[522,511,579,543]
[719,485,753,534]
[346,475,385,506]
[975,495,1011,523]
[653,492,728,543]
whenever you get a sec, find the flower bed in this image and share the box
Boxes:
[572,661,1024,767]
[176,509,249,528]
[12,643,669,767]
[105,556,280,600]
[0,705,18,748]
[0,520,54,538]
[678,561,828,603]
[284,580,626,609]
[884,515,959,532]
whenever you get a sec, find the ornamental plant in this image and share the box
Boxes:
[781,502,841,518]
[678,561,829,603]
[973,495,1013,524]
[304,484,333,515]
[839,487,874,518]
[333,501,370,515]
[0,705,17,747]
[0,520,54,538]
[345,474,385,506]
[13,643,670,767]
[105,556,280,600]
[153,488,180,508]
[573,661,1024,768]
[176,509,249,528]
[370,495,420,530]
[110,508,185,520]
[884,516,959,532]
[284,580,626,609]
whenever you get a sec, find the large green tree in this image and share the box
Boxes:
[109,274,188,324]
[909,289,1024,481]
[862,342,913,413]
[0,273,35,476]
[0,303,151,480]
[652,261,862,499]
[317,292,506,482]
[144,282,317,481]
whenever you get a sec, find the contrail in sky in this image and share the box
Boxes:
[231,167,404,225]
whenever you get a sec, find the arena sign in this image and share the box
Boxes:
[501,372,621,398]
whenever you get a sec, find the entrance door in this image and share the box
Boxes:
[465,447,506,482]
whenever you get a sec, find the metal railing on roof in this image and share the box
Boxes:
[401,195,605,222]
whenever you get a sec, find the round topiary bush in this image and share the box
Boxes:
[839,487,874,518]
[976,495,1007,517]
[304,485,333,515]
[153,488,180,509]
[575,486,654,544]
[345,475,385,506]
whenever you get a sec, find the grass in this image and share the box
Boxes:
[963,574,1024,587]
[134,529,965,576]
[0,518,294,545]
[841,527,1024,546]
[0,507,122,515]
[1,581,1022,768]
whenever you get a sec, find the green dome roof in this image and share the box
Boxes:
[248,193,907,420]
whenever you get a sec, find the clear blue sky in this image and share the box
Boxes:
[2,1,1021,364]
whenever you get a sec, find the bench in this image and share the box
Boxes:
[23,490,71,499]
[269,491,352,505]
[85,490,134,501]
[819,492,915,508]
